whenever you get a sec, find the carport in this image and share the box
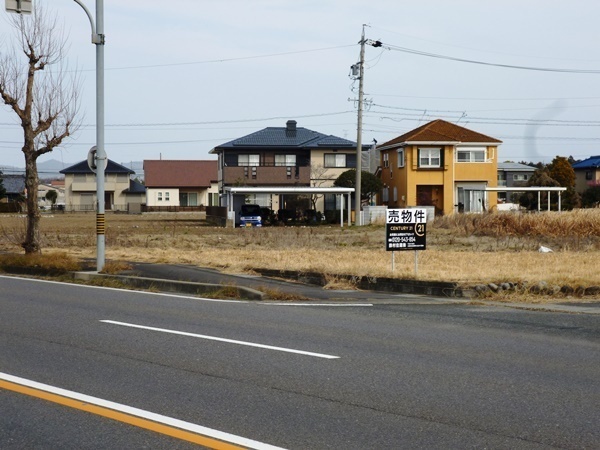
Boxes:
[224,186,355,228]
[486,186,567,211]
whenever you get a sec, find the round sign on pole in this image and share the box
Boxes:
[87,146,98,173]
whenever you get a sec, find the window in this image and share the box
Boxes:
[457,147,486,162]
[586,171,593,180]
[165,192,170,201]
[157,192,163,201]
[179,192,198,206]
[418,148,441,168]
[238,154,260,166]
[324,153,356,168]
[397,149,405,168]
[513,174,529,181]
[275,154,296,166]
[383,153,389,168]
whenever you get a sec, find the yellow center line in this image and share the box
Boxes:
[0,380,245,450]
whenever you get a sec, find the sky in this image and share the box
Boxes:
[2,0,600,171]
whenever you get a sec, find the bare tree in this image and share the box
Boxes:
[308,164,334,211]
[0,4,81,253]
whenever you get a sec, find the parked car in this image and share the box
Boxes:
[239,204,262,227]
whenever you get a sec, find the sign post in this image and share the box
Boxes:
[386,208,427,276]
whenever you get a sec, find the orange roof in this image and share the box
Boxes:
[380,119,502,147]
[144,160,217,188]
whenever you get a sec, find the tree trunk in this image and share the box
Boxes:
[22,152,40,254]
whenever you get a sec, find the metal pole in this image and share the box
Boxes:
[95,0,106,271]
[414,250,418,277]
[355,25,366,226]
[72,0,105,271]
[558,191,562,211]
[340,194,343,227]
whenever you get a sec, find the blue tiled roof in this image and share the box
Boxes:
[572,155,600,170]
[124,178,146,194]
[498,162,535,172]
[1,175,25,194]
[215,125,364,150]
[60,159,135,174]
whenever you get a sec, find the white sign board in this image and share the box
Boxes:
[386,208,427,251]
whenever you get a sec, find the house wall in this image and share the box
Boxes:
[64,173,132,211]
[310,149,357,212]
[37,183,66,208]
[146,188,179,206]
[574,168,600,193]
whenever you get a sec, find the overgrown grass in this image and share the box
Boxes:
[0,252,81,274]
[1,210,600,290]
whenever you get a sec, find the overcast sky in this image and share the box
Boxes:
[2,0,600,170]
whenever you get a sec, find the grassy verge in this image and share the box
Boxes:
[1,210,599,302]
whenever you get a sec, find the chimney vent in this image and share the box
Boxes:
[286,120,297,137]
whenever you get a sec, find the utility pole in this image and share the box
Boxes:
[74,0,106,271]
[355,25,366,226]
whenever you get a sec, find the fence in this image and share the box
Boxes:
[205,206,227,226]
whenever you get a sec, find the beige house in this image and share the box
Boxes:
[144,160,219,209]
[60,159,145,212]
[37,182,66,209]
[572,155,600,194]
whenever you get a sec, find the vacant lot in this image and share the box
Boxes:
[1,210,600,293]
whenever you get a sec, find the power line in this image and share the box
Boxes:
[380,42,600,74]
[80,45,356,72]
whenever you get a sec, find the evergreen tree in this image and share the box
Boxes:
[334,169,383,206]
[548,156,580,209]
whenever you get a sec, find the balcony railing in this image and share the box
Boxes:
[223,165,311,185]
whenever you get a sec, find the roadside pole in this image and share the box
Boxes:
[73,0,106,271]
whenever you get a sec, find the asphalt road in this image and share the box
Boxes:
[1,275,599,449]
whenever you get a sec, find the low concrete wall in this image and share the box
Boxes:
[72,272,265,300]
[252,268,471,298]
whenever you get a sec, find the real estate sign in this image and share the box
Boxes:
[386,208,427,251]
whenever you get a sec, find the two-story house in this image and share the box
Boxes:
[144,159,219,210]
[378,119,502,215]
[209,120,367,215]
[497,162,536,203]
[572,155,600,194]
[60,159,145,212]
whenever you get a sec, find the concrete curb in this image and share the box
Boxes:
[252,268,474,298]
[72,272,266,301]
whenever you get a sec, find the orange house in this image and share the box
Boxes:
[378,120,502,215]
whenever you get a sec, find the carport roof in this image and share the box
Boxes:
[224,186,354,194]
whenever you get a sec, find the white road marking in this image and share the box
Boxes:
[263,303,373,307]
[101,320,340,359]
[0,274,247,303]
[0,371,285,450]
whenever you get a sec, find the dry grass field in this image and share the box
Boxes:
[1,210,600,298]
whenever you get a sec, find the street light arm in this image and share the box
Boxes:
[72,0,103,44]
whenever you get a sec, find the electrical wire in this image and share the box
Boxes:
[381,42,600,74]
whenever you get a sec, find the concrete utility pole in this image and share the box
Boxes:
[355,25,366,226]
[74,0,106,271]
